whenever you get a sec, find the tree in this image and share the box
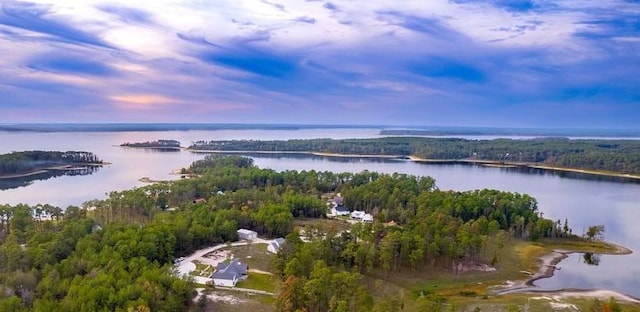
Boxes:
[276,276,306,312]
[586,225,605,241]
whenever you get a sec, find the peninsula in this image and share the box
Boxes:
[188,137,640,179]
[0,151,103,179]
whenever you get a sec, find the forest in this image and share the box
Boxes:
[121,140,181,149]
[0,155,580,311]
[190,137,640,175]
[0,151,102,177]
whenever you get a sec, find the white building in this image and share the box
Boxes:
[237,229,257,240]
[331,205,350,216]
[212,259,248,287]
[362,213,374,223]
[350,210,365,220]
[267,238,286,254]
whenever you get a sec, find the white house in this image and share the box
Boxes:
[212,259,248,287]
[267,238,286,254]
[237,229,257,240]
[331,205,350,216]
[350,210,365,220]
[361,213,374,223]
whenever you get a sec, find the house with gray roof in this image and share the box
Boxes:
[212,259,248,287]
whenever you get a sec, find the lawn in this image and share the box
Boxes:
[190,260,213,277]
[227,243,275,272]
[235,272,280,293]
[201,288,275,312]
[293,217,352,233]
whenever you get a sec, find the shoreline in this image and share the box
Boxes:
[496,241,635,301]
[407,156,640,181]
[186,149,640,181]
[187,148,403,158]
[0,163,106,180]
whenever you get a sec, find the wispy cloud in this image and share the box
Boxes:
[96,4,155,25]
[0,1,114,49]
[0,0,638,127]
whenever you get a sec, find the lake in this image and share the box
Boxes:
[1,128,639,297]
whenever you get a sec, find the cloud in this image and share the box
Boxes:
[0,0,638,127]
[296,16,317,24]
[96,4,154,25]
[323,2,338,11]
[451,0,537,12]
[409,56,486,83]
[0,1,114,49]
[376,11,463,38]
[27,53,118,76]
[260,0,286,12]
[110,94,178,109]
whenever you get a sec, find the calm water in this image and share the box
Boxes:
[1,129,639,297]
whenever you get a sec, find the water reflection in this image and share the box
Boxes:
[498,166,640,184]
[210,152,405,164]
[583,253,601,266]
[0,166,101,190]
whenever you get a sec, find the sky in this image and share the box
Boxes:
[0,0,639,128]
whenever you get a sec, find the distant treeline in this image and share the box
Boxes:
[121,139,180,148]
[380,128,640,138]
[0,151,102,177]
[190,137,640,175]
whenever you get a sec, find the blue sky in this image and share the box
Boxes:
[0,0,639,128]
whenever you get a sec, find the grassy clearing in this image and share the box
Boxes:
[204,235,639,311]
[236,272,280,293]
[190,261,213,277]
[226,243,274,272]
[366,238,537,297]
[533,237,630,254]
[202,288,275,312]
[294,217,352,233]
[360,237,640,311]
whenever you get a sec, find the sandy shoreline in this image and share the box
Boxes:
[408,156,640,180]
[496,241,636,301]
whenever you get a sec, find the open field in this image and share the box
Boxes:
[293,217,352,233]
[226,243,274,272]
[236,272,280,293]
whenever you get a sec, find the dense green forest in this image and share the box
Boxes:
[0,155,574,311]
[121,140,181,148]
[0,151,102,177]
[190,137,640,175]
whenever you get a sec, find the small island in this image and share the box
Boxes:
[120,139,181,151]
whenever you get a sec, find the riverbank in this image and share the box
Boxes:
[187,149,404,158]
[408,155,640,181]
[186,149,640,181]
